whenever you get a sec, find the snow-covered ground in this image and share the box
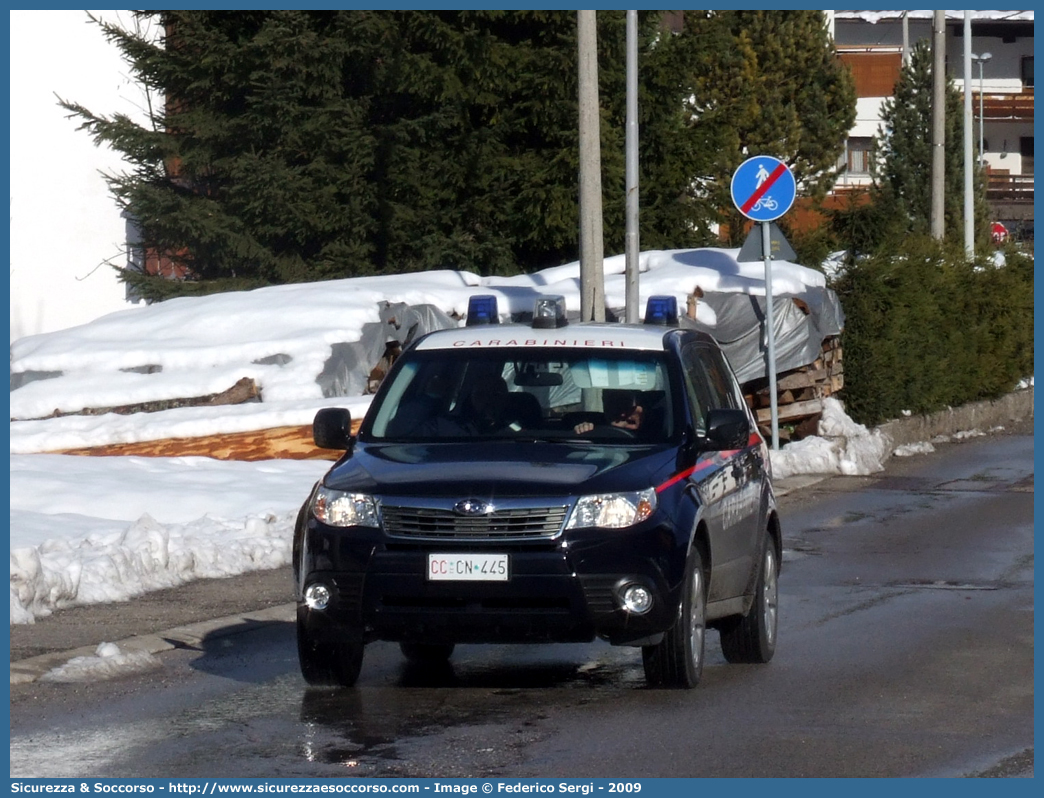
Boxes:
[9,249,1020,684]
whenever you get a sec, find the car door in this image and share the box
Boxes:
[681,342,762,602]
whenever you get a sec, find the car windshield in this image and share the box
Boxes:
[366,348,675,443]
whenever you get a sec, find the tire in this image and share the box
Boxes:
[399,642,455,663]
[719,536,779,664]
[297,613,364,687]
[642,547,707,688]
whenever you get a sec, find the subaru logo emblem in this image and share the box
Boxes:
[454,499,491,516]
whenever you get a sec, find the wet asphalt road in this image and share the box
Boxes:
[9,429,1033,778]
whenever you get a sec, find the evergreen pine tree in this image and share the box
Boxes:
[871,39,991,246]
[666,11,857,244]
[62,11,384,298]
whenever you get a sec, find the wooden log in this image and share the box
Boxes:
[755,398,824,424]
[796,386,821,402]
[776,368,828,391]
[54,418,365,462]
[24,377,263,422]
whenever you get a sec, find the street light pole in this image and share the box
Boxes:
[972,52,992,167]
[624,10,639,324]
[577,10,605,323]
[930,10,945,240]
[963,12,973,259]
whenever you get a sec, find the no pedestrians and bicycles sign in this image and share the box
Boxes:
[730,155,795,222]
[729,155,795,452]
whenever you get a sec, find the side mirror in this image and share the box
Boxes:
[705,408,750,450]
[313,408,353,450]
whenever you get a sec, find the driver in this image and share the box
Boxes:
[574,389,645,435]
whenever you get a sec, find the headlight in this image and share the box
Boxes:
[311,485,380,528]
[565,488,657,530]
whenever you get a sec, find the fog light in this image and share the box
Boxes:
[305,583,331,610]
[621,585,653,614]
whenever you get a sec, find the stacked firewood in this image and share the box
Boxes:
[743,336,843,441]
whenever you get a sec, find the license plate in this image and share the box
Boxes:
[427,553,509,582]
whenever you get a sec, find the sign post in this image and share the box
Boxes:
[730,156,796,450]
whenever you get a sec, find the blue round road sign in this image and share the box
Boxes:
[730,156,796,222]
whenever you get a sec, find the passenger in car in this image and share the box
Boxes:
[386,373,452,436]
[465,374,511,434]
[573,389,646,435]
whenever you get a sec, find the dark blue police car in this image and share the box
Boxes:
[294,295,781,688]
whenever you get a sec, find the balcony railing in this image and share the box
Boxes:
[974,87,1034,122]
[986,173,1034,204]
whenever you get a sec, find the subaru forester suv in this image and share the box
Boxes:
[294,295,781,688]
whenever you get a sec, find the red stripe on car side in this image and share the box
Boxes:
[656,435,761,494]
[657,466,695,493]
[656,459,716,493]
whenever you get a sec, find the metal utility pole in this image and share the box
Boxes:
[624,10,639,323]
[902,11,910,66]
[973,52,992,166]
[931,10,946,240]
[963,11,974,258]
[577,10,605,322]
[761,221,779,450]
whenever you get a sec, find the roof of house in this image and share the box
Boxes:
[833,10,1033,24]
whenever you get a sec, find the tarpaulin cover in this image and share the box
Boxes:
[673,286,845,384]
[324,287,844,397]
[317,302,457,397]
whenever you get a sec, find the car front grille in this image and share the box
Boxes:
[381,504,569,541]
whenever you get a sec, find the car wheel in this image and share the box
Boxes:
[642,547,707,688]
[297,613,364,687]
[399,642,455,663]
[719,535,778,664]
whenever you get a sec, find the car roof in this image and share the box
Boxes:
[412,322,676,353]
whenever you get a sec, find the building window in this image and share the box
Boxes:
[845,137,873,175]
[1020,137,1034,175]
[1021,56,1034,88]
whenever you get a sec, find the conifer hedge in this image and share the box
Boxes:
[831,237,1034,426]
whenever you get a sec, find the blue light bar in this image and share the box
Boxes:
[532,295,568,329]
[644,295,679,326]
[465,294,500,326]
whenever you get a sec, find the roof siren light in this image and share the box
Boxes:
[532,295,568,329]
[465,295,500,326]
[644,295,679,326]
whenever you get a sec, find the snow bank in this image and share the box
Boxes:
[769,397,891,480]
[40,642,162,683]
[10,511,298,625]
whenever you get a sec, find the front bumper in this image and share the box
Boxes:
[299,517,685,647]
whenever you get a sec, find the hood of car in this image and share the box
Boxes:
[322,440,680,498]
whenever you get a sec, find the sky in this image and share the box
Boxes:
[11,247,1020,686]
